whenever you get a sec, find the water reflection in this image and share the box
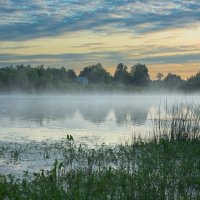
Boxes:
[79,103,110,124]
[0,95,199,128]
[0,96,152,126]
[0,98,76,125]
[114,104,149,126]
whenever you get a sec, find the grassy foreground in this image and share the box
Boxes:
[0,137,200,199]
[0,104,200,199]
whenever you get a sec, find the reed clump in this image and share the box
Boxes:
[152,103,200,141]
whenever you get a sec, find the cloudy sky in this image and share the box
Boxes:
[0,0,200,79]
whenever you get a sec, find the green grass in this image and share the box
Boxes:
[0,103,200,199]
[0,137,200,199]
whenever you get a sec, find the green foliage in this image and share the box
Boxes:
[113,63,131,85]
[163,73,183,89]
[0,63,200,92]
[186,71,200,90]
[0,65,77,91]
[66,69,77,81]
[131,63,150,86]
[79,63,111,84]
[0,138,200,199]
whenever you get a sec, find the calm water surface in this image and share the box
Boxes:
[0,94,200,175]
[0,94,199,144]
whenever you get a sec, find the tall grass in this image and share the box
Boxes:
[0,104,200,199]
[152,103,200,142]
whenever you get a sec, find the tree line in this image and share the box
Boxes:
[0,63,199,91]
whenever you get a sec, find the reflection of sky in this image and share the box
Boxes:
[0,95,199,142]
[0,1,200,78]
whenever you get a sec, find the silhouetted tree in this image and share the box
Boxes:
[36,65,45,75]
[0,65,77,90]
[156,72,164,81]
[79,63,111,83]
[0,63,200,92]
[186,71,200,90]
[66,69,77,81]
[131,63,150,86]
[164,73,182,89]
[114,63,131,84]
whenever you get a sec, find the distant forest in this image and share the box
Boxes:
[0,63,199,92]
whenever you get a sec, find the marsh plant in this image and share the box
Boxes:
[152,103,200,141]
[0,104,200,199]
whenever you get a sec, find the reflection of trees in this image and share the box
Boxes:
[129,105,149,125]
[0,96,150,126]
[1,99,76,125]
[114,104,149,126]
[78,103,110,124]
[114,106,130,125]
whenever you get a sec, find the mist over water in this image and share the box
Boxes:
[0,93,199,144]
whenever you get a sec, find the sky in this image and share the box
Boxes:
[0,0,200,79]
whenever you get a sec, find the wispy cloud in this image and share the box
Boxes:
[0,0,200,41]
[1,50,200,67]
